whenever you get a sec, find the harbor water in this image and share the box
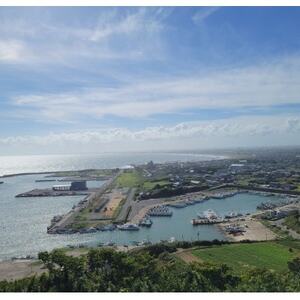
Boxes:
[0,172,284,260]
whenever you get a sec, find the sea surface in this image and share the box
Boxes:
[0,152,224,176]
[0,172,283,260]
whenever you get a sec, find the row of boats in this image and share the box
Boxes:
[147,205,173,216]
[191,209,245,226]
[117,205,174,231]
[257,198,299,210]
[167,191,241,209]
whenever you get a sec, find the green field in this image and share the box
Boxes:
[192,241,300,272]
[116,170,170,191]
[115,170,143,188]
[142,179,170,190]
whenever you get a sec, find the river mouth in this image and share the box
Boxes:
[0,173,285,260]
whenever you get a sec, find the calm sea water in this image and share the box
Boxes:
[0,172,282,260]
[0,152,223,176]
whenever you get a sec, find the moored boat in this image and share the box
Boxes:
[117,223,140,231]
[139,217,153,227]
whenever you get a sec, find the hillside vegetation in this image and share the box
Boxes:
[1,240,300,292]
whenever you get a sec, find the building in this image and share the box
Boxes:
[70,181,87,191]
[52,184,71,191]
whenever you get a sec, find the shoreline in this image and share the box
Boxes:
[0,168,116,179]
[0,152,226,178]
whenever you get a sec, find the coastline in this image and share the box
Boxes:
[0,151,225,178]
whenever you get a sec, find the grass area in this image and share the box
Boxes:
[70,222,88,230]
[192,241,300,272]
[277,239,300,250]
[116,170,170,191]
[115,170,143,188]
[143,179,170,190]
[283,213,300,234]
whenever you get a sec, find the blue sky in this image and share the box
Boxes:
[1,6,300,154]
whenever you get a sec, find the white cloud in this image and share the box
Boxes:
[11,54,300,121]
[0,115,299,155]
[0,8,168,66]
[0,40,28,63]
[89,9,163,42]
[192,7,220,25]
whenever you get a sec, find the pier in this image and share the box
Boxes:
[15,188,92,198]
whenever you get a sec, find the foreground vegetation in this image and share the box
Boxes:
[284,212,300,234]
[1,240,300,292]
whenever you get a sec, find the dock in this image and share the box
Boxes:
[15,188,93,198]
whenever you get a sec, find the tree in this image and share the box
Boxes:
[288,257,300,276]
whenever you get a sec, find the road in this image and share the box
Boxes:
[273,219,300,239]
[115,187,136,223]
[49,171,123,232]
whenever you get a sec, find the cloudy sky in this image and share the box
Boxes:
[1,6,300,155]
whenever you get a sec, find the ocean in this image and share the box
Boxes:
[0,152,224,176]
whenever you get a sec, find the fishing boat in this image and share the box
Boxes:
[191,218,223,225]
[147,205,173,217]
[131,241,139,246]
[139,217,153,227]
[197,212,207,219]
[225,224,246,234]
[203,209,219,220]
[168,237,176,243]
[104,241,115,246]
[224,211,243,219]
[117,223,140,231]
[138,239,152,246]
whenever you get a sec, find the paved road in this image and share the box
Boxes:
[115,188,136,223]
[49,171,123,231]
[274,219,300,239]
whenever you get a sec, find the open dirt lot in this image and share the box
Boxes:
[218,217,277,242]
[0,260,45,281]
[102,189,126,218]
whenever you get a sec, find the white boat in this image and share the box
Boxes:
[104,241,115,246]
[224,211,243,219]
[117,223,140,231]
[204,209,219,220]
[197,212,207,219]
